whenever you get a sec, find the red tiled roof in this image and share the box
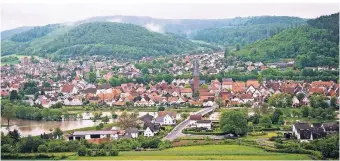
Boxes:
[61,84,74,93]
[181,88,192,93]
[246,80,260,88]
[189,114,202,120]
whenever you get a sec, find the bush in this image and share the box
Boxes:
[86,149,93,156]
[109,150,119,156]
[77,146,87,156]
[37,145,48,152]
[1,144,13,153]
[96,149,107,156]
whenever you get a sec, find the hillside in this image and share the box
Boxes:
[1,26,34,40]
[233,13,339,68]
[192,16,306,47]
[1,22,219,60]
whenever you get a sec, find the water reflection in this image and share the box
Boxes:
[0,111,159,136]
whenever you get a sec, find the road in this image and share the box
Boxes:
[163,105,217,141]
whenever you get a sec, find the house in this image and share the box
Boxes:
[125,127,139,138]
[292,123,312,142]
[292,123,327,142]
[292,96,300,107]
[155,111,177,125]
[189,114,202,125]
[181,88,193,98]
[202,100,214,107]
[143,122,160,137]
[69,130,120,141]
[64,97,82,106]
[196,120,212,130]
[322,122,339,133]
[61,84,78,95]
[222,78,233,90]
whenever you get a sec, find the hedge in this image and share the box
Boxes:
[1,153,68,160]
[254,127,280,131]
[182,130,227,135]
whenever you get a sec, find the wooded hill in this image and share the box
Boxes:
[232,13,339,68]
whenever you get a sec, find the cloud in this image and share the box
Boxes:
[107,18,122,23]
[144,22,163,33]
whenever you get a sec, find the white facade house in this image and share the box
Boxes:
[196,120,212,130]
[203,100,214,107]
[155,114,176,125]
[144,127,155,137]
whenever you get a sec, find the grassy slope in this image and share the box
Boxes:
[73,145,310,160]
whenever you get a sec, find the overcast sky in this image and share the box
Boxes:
[1,3,339,31]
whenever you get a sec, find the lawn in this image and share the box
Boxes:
[63,123,116,134]
[245,131,278,140]
[73,145,311,160]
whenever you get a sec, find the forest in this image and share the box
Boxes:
[232,13,339,68]
[193,16,305,47]
[1,22,219,60]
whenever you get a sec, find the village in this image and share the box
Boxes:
[1,52,339,145]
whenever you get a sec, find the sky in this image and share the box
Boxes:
[1,2,339,31]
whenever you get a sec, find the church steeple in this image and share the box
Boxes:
[192,59,200,93]
[193,59,199,77]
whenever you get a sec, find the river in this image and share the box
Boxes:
[0,111,161,136]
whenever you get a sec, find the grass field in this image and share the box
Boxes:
[72,145,311,160]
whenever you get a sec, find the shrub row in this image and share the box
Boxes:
[1,153,68,160]
[182,130,227,135]
[254,127,280,131]
[78,148,119,157]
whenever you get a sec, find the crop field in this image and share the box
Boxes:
[73,145,311,160]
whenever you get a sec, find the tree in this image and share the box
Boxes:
[8,129,20,143]
[259,103,270,115]
[268,93,292,108]
[158,106,165,111]
[38,145,48,152]
[272,109,283,124]
[330,96,338,109]
[248,114,260,124]
[301,106,310,117]
[9,90,20,101]
[215,97,223,108]
[257,74,263,84]
[117,112,138,129]
[102,116,110,124]
[88,72,96,83]
[200,84,209,89]
[220,110,248,136]
[53,128,63,139]
[260,116,272,128]
[184,84,191,88]
[181,113,189,119]
[296,93,305,101]
[78,146,87,156]
[3,104,16,128]
[278,116,285,125]
[193,91,200,97]
[310,94,326,108]
[112,113,118,119]
[224,47,229,58]
[236,43,241,51]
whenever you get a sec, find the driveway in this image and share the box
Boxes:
[163,105,216,141]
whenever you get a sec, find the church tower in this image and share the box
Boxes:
[192,59,200,93]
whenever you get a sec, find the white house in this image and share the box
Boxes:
[196,120,212,130]
[203,100,214,107]
[155,112,176,126]
[189,114,202,125]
